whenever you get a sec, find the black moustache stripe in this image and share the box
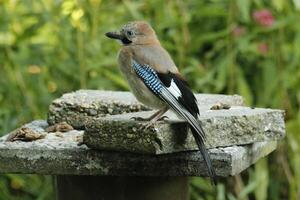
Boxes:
[121,37,132,45]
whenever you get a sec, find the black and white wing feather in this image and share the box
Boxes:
[132,60,216,184]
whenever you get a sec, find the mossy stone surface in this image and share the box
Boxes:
[84,107,285,154]
[0,120,278,177]
[47,90,244,129]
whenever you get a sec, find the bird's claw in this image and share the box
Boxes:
[158,116,169,121]
[130,116,149,121]
[132,115,168,131]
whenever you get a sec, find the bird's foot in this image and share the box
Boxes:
[157,116,169,121]
[130,116,149,121]
[138,116,168,131]
[131,115,168,122]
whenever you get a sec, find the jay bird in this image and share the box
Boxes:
[105,21,217,184]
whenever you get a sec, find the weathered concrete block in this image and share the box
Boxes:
[0,120,277,177]
[47,90,244,129]
[84,107,285,154]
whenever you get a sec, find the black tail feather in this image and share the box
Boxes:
[190,126,217,185]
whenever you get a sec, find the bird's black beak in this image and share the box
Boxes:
[105,31,123,40]
[105,31,132,45]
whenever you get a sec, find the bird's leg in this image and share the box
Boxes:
[131,107,168,121]
[142,107,169,130]
[131,109,161,121]
[149,107,169,123]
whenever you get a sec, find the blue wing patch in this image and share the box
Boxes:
[132,60,162,94]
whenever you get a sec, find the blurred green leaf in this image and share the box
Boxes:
[237,0,251,22]
[236,68,253,105]
[293,0,300,9]
[217,183,226,200]
[254,158,269,200]
[272,0,286,11]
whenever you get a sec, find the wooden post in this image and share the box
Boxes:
[55,175,189,200]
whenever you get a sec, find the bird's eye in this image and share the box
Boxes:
[127,31,134,36]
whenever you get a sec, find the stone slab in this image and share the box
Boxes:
[84,107,285,154]
[47,90,244,129]
[0,120,277,177]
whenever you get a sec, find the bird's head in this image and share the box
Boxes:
[105,21,159,46]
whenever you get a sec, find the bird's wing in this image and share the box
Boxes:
[132,59,217,184]
[131,60,205,141]
[157,72,199,118]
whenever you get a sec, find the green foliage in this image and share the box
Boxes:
[0,0,299,199]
